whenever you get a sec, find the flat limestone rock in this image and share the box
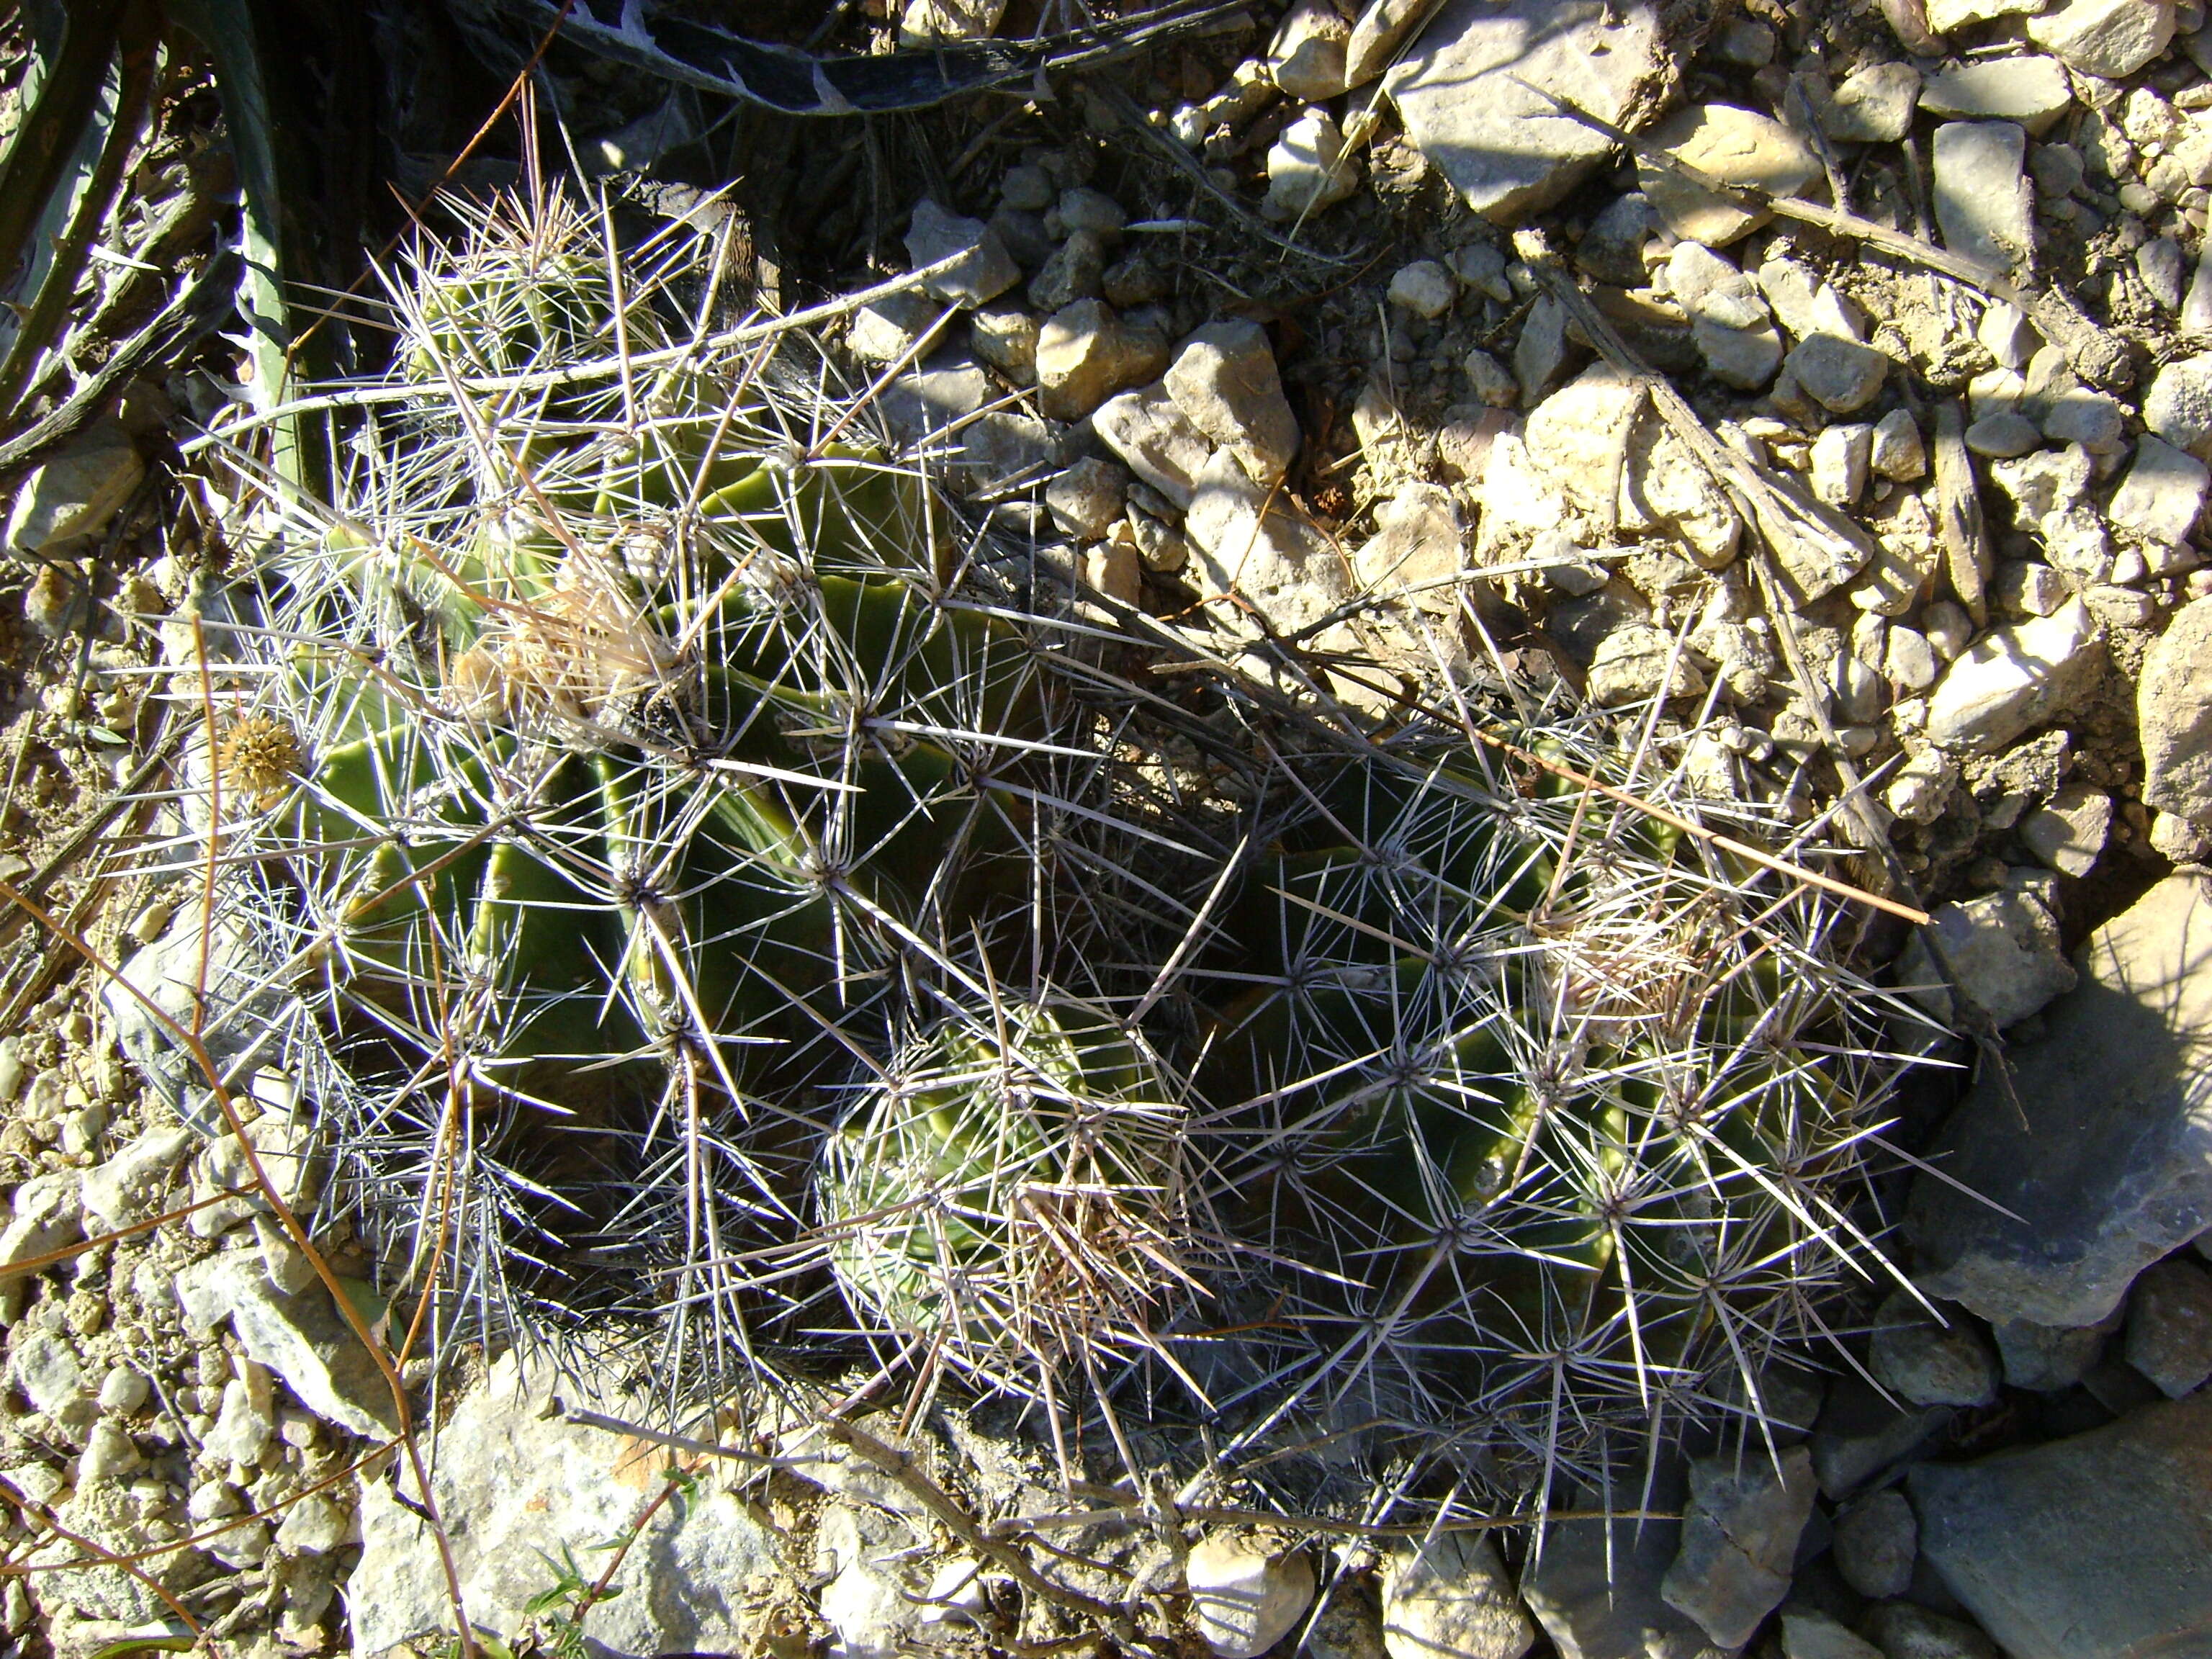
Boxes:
[1908,873,2212,1328]
[353,1352,778,1658]
[1388,0,1668,225]
[1910,1390,2212,1659]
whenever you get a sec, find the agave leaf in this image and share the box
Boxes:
[167,0,305,482]
[0,0,129,390]
[0,0,158,421]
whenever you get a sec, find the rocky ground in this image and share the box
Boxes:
[4,0,2212,1656]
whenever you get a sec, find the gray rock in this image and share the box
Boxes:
[353,1352,778,1658]
[1872,409,1928,481]
[104,898,292,1131]
[2108,437,2208,554]
[1463,347,1518,408]
[1269,0,1352,101]
[1812,1376,1952,1500]
[1871,1292,2002,1407]
[1910,875,2212,1328]
[0,1172,84,1319]
[1264,109,1360,220]
[1388,0,1665,225]
[1992,1313,2115,1390]
[1577,192,1660,286]
[1380,1539,1539,1659]
[1184,449,1349,635]
[1035,300,1168,421]
[1902,886,2077,1028]
[1933,122,2034,274]
[1046,456,1128,541]
[2019,781,2111,876]
[1786,334,1889,414]
[1926,0,2043,24]
[819,1506,923,1659]
[1056,188,1126,241]
[999,164,1053,212]
[1514,293,1572,403]
[2141,596,2212,823]
[1811,423,1874,508]
[1925,598,2103,754]
[2123,1256,2212,1396]
[1661,1444,1817,1648]
[1642,102,1820,247]
[1832,1488,1917,1600]
[1992,559,2069,616]
[1781,1610,1884,1659]
[1817,60,1923,143]
[1963,411,2042,458]
[1028,228,1108,313]
[1187,1535,1316,1659]
[1860,1601,2000,1659]
[1696,318,1786,390]
[1586,623,1709,706]
[1521,1461,1729,1659]
[1990,446,2111,584]
[1918,58,2074,135]
[968,303,1038,384]
[1092,385,1213,508]
[12,1328,91,1426]
[1388,258,1457,320]
[2026,0,2177,78]
[1355,484,1467,611]
[1452,239,1514,302]
[2038,389,2127,457]
[173,1253,395,1437]
[878,359,1056,495]
[2145,353,2212,459]
[899,0,1004,43]
[1911,1388,2212,1659]
[1888,626,1941,692]
[4,425,143,554]
[1381,1532,1534,1659]
[847,289,950,365]
[904,199,1020,307]
[2140,236,2188,312]
[1165,320,1301,486]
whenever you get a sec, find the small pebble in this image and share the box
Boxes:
[1387,259,1456,320]
[1964,410,2045,457]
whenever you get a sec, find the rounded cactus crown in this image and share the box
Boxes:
[819,995,1191,1378]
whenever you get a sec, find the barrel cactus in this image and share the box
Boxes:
[1180,720,1892,1488]
[817,995,1191,1380]
[192,187,1904,1518]
[212,193,1057,1344]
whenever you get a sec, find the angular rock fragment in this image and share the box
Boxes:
[1642,104,1820,247]
[1933,121,2035,274]
[1910,875,2212,1328]
[2140,595,2212,824]
[1389,0,1667,224]
[1164,320,1301,485]
[1925,598,2102,754]
[1912,1388,2212,1659]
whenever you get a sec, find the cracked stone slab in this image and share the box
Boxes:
[1387,0,1670,225]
